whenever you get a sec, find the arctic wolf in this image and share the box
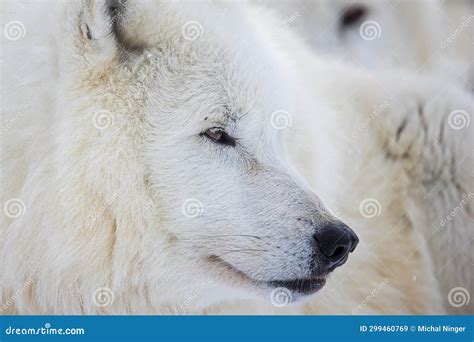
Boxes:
[1,0,472,314]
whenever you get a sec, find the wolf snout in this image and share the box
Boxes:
[313,222,358,271]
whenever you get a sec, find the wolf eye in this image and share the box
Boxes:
[202,127,236,147]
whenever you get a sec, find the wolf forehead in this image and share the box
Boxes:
[76,0,294,105]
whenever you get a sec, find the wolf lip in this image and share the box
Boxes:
[268,277,327,295]
[208,255,327,295]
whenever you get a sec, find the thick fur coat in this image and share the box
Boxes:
[1,0,472,315]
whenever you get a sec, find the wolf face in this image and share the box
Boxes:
[61,0,358,305]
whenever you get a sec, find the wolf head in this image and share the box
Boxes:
[59,0,357,308]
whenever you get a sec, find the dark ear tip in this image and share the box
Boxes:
[107,0,125,16]
[85,24,92,40]
[340,5,368,29]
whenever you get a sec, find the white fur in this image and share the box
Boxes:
[1,0,472,315]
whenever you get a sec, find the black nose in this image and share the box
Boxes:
[340,5,368,28]
[313,222,358,269]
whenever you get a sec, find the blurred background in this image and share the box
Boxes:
[257,0,472,92]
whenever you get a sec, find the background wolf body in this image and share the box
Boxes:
[1,1,472,314]
[259,0,473,92]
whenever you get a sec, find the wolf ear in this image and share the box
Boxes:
[81,0,124,40]
[81,0,147,54]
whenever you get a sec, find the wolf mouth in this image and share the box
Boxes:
[208,255,327,295]
[268,278,327,295]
